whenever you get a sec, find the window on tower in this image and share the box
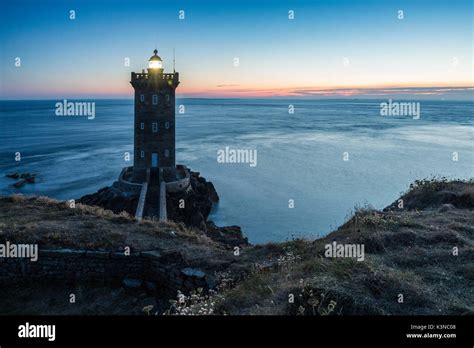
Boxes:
[140,94,145,102]
[166,94,170,102]
[165,150,169,157]
[152,95,158,105]
[140,122,144,130]
[165,122,169,129]
[152,122,158,132]
[140,150,145,158]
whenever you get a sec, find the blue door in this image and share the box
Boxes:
[152,153,159,168]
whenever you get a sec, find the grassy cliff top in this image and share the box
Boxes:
[0,195,232,270]
[211,178,474,315]
[0,178,473,315]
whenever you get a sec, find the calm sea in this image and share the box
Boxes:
[0,99,472,243]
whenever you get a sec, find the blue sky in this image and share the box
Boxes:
[0,0,472,99]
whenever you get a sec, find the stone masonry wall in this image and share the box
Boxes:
[0,249,214,297]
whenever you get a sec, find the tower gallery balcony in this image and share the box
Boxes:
[131,72,179,83]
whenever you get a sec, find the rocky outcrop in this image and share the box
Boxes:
[166,171,219,229]
[385,179,474,211]
[205,222,248,248]
[78,186,139,215]
[78,170,248,247]
[5,172,36,188]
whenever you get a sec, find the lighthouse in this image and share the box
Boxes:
[112,49,189,220]
[130,49,180,185]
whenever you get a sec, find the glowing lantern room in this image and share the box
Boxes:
[148,49,163,70]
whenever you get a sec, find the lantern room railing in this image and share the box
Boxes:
[131,72,179,82]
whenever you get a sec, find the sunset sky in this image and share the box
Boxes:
[0,0,472,99]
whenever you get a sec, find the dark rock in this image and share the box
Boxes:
[78,186,138,215]
[160,251,184,264]
[181,268,206,278]
[458,191,474,209]
[190,211,205,227]
[141,297,156,307]
[144,281,157,292]
[205,221,249,247]
[438,204,456,213]
[205,275,217,289]
[122,278,142,289]
[25,176,36,183]
[204,182,219,203]
[140,251,162,260]
[6,173,36,184]
[401,189,458,210]
[434,190,458,205]
[13,180,26,188]
[166,170,218,227]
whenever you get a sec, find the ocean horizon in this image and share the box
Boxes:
[1,98,473,244]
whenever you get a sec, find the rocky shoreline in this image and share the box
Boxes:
[78,170,248,248]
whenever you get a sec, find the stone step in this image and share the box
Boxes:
[135,182,148,221]
[159,180,167,222]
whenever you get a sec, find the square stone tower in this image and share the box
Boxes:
[130,50,180,185]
